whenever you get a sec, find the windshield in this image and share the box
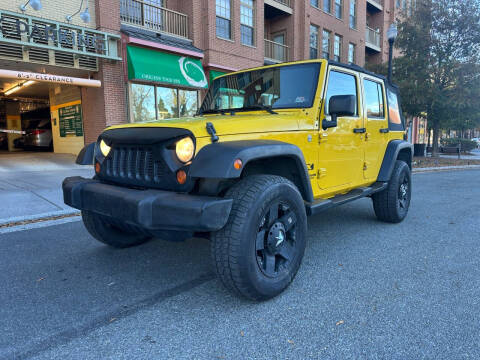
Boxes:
[199,63,321,114]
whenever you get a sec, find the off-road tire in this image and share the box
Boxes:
[372,160,411,223]
[81,210,151,248]
[211,175,307,301]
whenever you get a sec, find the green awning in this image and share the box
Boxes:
[209,70,228,83]
[127,45,208,89]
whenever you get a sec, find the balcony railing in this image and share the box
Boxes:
[272,0,291,7]
[264,39,290,63]
[365,26,381,50]
[120,0,189,39]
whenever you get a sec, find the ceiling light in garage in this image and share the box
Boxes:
[4,80,36,96]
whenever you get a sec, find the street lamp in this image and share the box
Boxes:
[387,23,398,83]
[66,0,91,23]
[19,0,42,12]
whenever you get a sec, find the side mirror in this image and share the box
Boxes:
[322,95,356,130]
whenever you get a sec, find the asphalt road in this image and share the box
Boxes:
[1,170,479,360]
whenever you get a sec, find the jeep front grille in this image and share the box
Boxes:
[103,146,169,185]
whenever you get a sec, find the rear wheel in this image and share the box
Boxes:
[81,210,151,248]
[211,175,307,301]
[372,160,411,223]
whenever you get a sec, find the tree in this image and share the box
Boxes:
[391,0,480,155]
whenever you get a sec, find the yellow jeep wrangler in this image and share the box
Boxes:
[64,60,412,300]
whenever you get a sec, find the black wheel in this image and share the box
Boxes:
[81,210,151,248]
[211,175,307,301]
[372,160,411,223]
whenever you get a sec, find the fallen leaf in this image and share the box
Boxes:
[338,263,343,267]
[336,320,344,326]
[240,331,244,337]
[109,317,117,323]
[107,282,115,286]
[287,339,294,344]
[37,277,45,282]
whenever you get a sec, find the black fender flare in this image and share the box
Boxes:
[377,140,413,182]
[76,142,95,165]
[189,140,314,202]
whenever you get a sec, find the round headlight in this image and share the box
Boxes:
[99,139,111,157]
[175,137,195,163]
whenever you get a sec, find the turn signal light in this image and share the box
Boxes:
[176,170,187,184]
[95,162,101,173]
[234,159,243,170]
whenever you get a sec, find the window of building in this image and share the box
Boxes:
[335,0,342,19]
[310,25,319,59]
[130,83,199,122]
[240,0,255,46]
[349,0,356,29]
[348,43,355,64]
[402,0,407,10]
[216,0,231,39]
[363,79,384,118]
[322,30,331,59]
[323,0,331,13]
[311,0,319,8]
[325,70,358,115]
[334,34,341,61]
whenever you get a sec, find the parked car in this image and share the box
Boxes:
[64,59,412,300]
[21,119,53,150]
[0,132,7,149]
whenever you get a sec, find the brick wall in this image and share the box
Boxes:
[81,0,126,143]
[2,0,96,28]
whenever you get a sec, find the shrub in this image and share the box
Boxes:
[440,138,477,152]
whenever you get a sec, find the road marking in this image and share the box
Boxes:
[0,215,81,234]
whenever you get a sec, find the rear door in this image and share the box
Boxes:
[317,66,365,192]
[361,75,389,180]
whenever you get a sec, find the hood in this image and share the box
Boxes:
[105,111,304,139]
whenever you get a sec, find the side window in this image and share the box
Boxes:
[363,79,385,118]
[325,70,358,115]
[387,88,404,130]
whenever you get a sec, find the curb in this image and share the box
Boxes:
[413,165,480,173]
[0,208,80,227]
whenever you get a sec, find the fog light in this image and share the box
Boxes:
[233,159,243,170]
[95,162,101,173]
[176,170,187,184]
[99,139,111,157]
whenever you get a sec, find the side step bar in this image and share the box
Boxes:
[305,182,388,216]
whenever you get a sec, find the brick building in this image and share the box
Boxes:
[0,0,410,156]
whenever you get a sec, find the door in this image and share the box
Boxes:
[317,68,365,192]
[273,33,286,61]
[361,76,389,180]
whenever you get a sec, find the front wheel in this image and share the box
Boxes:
[82,210,151,248]
[211,175,307,301]
[372,160,412,223]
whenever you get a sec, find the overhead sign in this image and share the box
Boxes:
[0,10,121,61]
[0,69,101,87]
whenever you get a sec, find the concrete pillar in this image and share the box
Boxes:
[6,101,21,152]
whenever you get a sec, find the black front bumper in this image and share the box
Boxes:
[63,177,233,232]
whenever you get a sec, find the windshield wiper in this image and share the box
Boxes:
[235,105,278,114]
[197,109,236,116]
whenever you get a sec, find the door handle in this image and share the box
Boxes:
[353,128,366,133]
[379,128,390,133]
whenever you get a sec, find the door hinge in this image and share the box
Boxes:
[363,162,368,171]
[317,168,327,178]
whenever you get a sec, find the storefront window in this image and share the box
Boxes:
[130,84,199,121]
[157,86,178,119]
[179,90,198,117]
[130,84,156,122]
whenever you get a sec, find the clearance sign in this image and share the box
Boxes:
[0,69,101,87]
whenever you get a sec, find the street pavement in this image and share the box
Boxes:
[0,151,92,224]
[0,169,479,360]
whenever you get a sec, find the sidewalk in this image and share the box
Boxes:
[0,152,92,225]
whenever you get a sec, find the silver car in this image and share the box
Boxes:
[23,119,53,149]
